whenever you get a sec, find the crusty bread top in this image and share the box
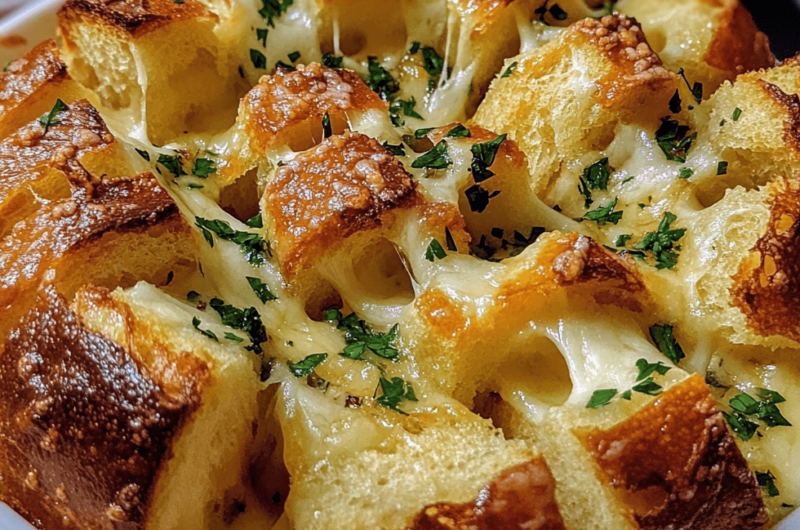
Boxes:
[405,457,566,530]
[703,0,774,78]
[264,132,420,280]
[580,375,768,530]
[241,63,387,154]
[0,40,69,119]
[732,177,800,342]
[58,0,215,38]
[0,285,208,529]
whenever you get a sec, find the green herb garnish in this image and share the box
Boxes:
[288,353,328,378]
[195,217,269,265]
[649,323,685,364]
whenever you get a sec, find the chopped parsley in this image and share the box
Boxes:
[756,471,780,497]
[192,316,218,341]
[411,141,451,170]
[419,46,446,89]
[390,96,423,126]
[192,157,217,178]
[245,212,263,228]
[247,276,277,303]
[325,309,400,362]
[256,28,268,46]
[470,134,506,183]
[733,107,743,121]
[187,290,201,302]
[250,49,267,69]
[288,353,328,378]
[587,389,617,408]
[287,50,301,63]
[679,167,693,179]
[649,323,685,364]
[445,227,458,251]
[445,124,471,138]
[195,217,269,265]
[39,99,68,132]
[584,197,623,225]
[409,41,421,55]
[186,183,204,190]
[135,148,150,161]
[475,227,544,261]
[631,377,662,396]
[209,298,268,353]
[578,157,610,207]
[157,153,186,176]
[382,142,406,157]
[321,52,343,68]
[425,239,447,262]
[724,388,791,441]
[669,90,682,114]
[656,117,696,163]
[275,60,295,71]
[717,161,728,175]
[615,234,632,247]
[258,0,293,27]
[634,212,686,269]
[677,68,703,103]
[635,358,671,381]
[377,377,418,414]
[501,61,518,78]
[365,56,399,101]
[225,332,244,342]
[322,112,332,139]
[414,127,434,139]
[465,184,500,213]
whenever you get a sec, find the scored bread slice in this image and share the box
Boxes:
[58,0,249,144]
[0,39,94,141]
[0,282,270,530]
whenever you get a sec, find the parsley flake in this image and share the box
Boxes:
[377,377,418,414]
[321,52,343,68]
[723,411,760,441]
[135,148,150,161]
[425,239,447,262]
[679,167,693,179]
[250,49,267,69]
[259,0,293,27]
[501,61,518,78]
[365,56,399,101]
[632,377,662,396]
[246,212,263,228]
[39,99,67,132]
[287,50,301,63]
[256,28,268,46]
[733,107,743,121]
[465,184,500,213]
[158,153,186,176]
[192,316,218,341]
[756,471,780,497]
[326,310,400,362]
[584,197,623,225]
[247,276,278,303]
[634,212,686,269]
[615,234,632,247]
[225,332,245,342]
[470,134,506,183]
[656,117,695,163]
[288,353,328,378]
[420,46,445,87]
[724,388,791,440]
[192,157,217,178]
[412,141,451,170]
[587,389,617,408]
[717,161,728,175]
[649,323,685,364]
[195,217,269,265]
[445,124,471,138]
[209,298,268,353]
[322,112,332,139]
[382,142,406,157]
[635,358,671,381]
[669,90,682,114]
[578,157,610,207]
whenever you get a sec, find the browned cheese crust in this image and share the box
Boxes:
[757,80,800,153]
[264,132,420,280]
[570,15,674,107]
[0,173,187,338]
[58,0,215,39]
[579,375,768,530]
[731,177,800,342]
[0,99,114,196]
[704,0,775,78]
[0,40,69,121]
[241,63,387,154]
[0,286,208,529]
[405,458,566,530]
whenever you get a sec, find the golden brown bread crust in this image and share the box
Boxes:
[405,458,566,530]
[579,375,768,530]
[731,178,800,343]
[0,173,189,341]
[704,1,775,78]
[758,80,800,152]
[0,40,70,127]
[264,132,420,280]
[241,63,387,154]
[58,0,215,39]
[0,285,208,530]
[570,15,674,107]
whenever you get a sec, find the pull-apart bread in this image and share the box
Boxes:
[0,1,797,529]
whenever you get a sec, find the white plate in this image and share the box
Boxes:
[0,1,797,529]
